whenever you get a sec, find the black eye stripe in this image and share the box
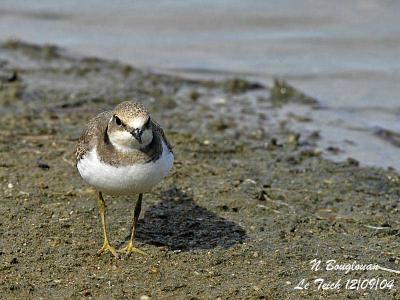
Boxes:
[114,115,149,129]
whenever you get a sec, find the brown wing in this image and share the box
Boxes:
[75,111,112,163]
[151,119,173,153]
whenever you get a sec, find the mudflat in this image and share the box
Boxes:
[0,41,399,299]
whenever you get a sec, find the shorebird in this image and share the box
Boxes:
[75,101,174,257]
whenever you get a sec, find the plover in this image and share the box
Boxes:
[76,101,174,257]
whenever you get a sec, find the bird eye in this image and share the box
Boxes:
[115,116,122,126]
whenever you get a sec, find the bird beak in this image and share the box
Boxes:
[131,128,143,144]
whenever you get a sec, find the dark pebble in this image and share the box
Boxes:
[37,162,50,169]
[347,157,359,166]
[7,71,18,82]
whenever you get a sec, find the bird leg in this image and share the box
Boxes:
[96,191,119,258]
[119,193,148,256]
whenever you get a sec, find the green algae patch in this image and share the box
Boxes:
[270,79,319,107]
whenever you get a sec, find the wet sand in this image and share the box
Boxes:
[0,41,399,299]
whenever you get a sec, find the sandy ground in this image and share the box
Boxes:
[0,41,399,299]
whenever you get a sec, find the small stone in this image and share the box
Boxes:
[7,183,13,189]
[10,257,18,264]
[189,91,200,101]
[257,190,267,201]
[265,138,279,150]
[287,133,300,145]
[310,131,320,139]
[37,161,50,170]
[139,296,150,300]
[83,290,91,297]
[244,179,256,185]
[215,97,226,105]
[347,157,359,166]
[326,146,342,154]
[7,71,18,82]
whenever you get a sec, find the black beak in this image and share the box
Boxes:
[131,128,143,144]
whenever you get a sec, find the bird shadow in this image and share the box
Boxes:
[133,187,247,251]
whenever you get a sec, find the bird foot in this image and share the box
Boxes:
[118,241,148,256]
[98,241,119,259]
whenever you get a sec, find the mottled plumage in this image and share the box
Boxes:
[76,111,172,166]
[75,101,174,257]
[76,103,173,165]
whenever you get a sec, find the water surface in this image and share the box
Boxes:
[1,0,399,169]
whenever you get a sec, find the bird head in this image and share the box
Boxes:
[107,101,153,151]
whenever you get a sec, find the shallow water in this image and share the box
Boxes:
[1,0,400,170]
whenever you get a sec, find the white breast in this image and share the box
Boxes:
[77,141,174,195]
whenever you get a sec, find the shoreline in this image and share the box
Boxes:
[0,40,399,299]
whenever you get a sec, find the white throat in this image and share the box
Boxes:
[108,128,153,152]
[108,130,136,152]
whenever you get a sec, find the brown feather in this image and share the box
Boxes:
[76,108,173,166]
